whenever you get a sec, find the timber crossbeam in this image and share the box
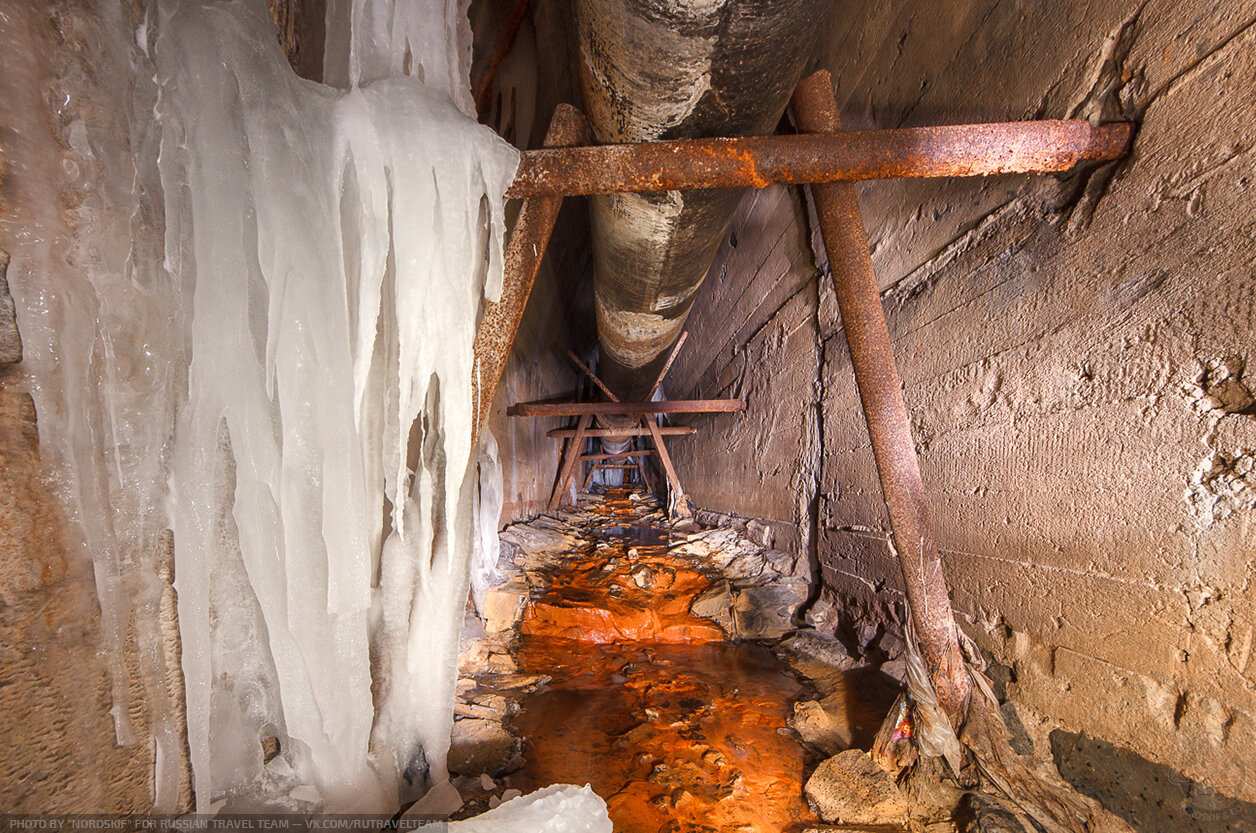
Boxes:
[508,399,744,417]
[546,426,696,439]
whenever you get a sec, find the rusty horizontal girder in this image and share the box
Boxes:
[579,450,655,463]
[508,398,745,417]
[547,425,696,439]
[505,119,1132,199]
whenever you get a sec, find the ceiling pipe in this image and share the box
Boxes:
[575,0,830,402]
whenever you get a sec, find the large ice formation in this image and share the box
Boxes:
[2,0,524,813]
[448,785,614,833]
[156,0,518,810]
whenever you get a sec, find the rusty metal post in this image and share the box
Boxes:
[791,70,972,726]
[472,105,591,444]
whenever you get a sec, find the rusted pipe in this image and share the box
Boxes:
[471,105,591,443]
[506,120,1132,199]
[577,0,830,403]
[472,0,531,117]
[791,70,973,727]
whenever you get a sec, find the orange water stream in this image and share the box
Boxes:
[506,491,818,833]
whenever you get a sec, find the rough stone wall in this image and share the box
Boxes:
[668,0,1256,805]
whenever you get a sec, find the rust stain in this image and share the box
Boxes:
[507,490,817,832]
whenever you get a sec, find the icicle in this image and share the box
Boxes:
[155,0,517,809]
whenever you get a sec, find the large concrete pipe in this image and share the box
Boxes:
[575,0,828,402]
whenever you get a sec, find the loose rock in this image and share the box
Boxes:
[805,749,910,825]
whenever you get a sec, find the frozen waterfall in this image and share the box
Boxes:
[0,0,550,813]
[157,0,518,810]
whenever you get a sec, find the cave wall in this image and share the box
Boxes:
[668,0,1256,803]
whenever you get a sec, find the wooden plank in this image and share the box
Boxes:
[509,398,744,417]
[647,331,689,399]
[547,426,696,439]
[566,350,619,402]
[579,450,654,463]
[642,416,685,503]
[547,414,592,512]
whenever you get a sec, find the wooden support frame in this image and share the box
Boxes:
[547,413,592,512]
[521,335,703,517]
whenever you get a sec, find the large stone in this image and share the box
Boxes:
[805,749,910,825]
[690,580,735,635]
[778,629,864,687]
[792,699,852,754]
[499,520,581,559]
[480,575,530,633]
[448,718,520,776]
[0,251,20,364]
[732,580,809,640]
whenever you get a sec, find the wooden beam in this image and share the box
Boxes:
[547,426,696,439]
[547,413,592,512]
[509,398,744,417]
[579,450,654,463]
[647,331,688,400]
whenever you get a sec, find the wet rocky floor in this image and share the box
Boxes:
[450,488,899,832]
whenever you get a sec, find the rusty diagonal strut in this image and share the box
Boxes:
[472,75,1132,727]
[791,71,972,726]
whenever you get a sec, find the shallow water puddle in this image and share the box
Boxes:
[506,490,818,832]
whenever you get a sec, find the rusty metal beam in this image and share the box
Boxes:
[641,415,691,519]
[506,119,1132,199]
[547,425,696,439]
[579,450,655,463]
[507,398,745,417]
[567,349,620,403]
[792,70,972,727]
[472,0,530,117]
[471,105,591,445]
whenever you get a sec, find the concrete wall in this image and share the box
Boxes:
[668,0,1256,804]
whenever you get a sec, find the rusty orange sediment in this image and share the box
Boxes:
[507,489,818,832]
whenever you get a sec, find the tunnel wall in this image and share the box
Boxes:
[475,0,596,523]
[668,0,1256,804]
